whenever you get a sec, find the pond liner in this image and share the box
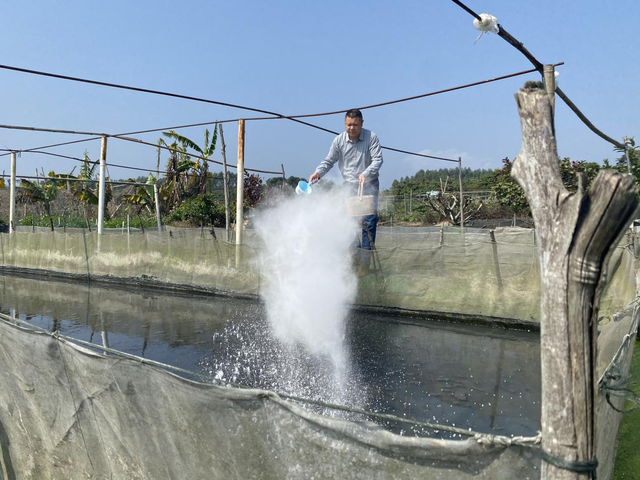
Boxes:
[0,265,538,332]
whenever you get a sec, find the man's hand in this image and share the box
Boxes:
[358,174,366,185]
[308,172,320,185]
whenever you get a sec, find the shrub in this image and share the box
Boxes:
[166,194,232,227]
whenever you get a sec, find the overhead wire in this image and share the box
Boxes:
[0,136,284,176]
[0,63,560,164]
[3,63,551,164]
[0,174,150,187]
[0,149,173,176]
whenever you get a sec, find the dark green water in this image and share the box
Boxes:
[0,272,541,438]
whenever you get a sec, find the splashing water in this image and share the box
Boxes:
[254,190,359,372]
[200,189,367,412]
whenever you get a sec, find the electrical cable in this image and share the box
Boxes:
[450,0,625,149]
[1,63,557,163]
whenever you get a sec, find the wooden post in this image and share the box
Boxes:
[489,230,503,290]
[623,136,632,175]
[439,224,444,247]
[543,64,556,120]
[97,136,107,235]
[153,183,162,233]
[511,82,639,480]
[9,152,16,233]
[458,157,464,235]
[218,123,232,242]
[235,120,245,267]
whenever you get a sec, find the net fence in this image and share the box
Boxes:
[0,226,637,479]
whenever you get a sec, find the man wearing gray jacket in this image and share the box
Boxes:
[308,109,383,276]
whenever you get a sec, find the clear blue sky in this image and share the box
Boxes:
[1,0,638,189]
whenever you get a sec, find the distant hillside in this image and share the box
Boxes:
[389,167,496,195]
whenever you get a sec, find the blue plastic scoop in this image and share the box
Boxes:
[296,181,313,195]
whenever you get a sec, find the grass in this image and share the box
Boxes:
[612,337,640,479]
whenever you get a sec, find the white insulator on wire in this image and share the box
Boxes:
[473,13,499,44]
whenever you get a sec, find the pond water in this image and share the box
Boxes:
[0,273,541,439]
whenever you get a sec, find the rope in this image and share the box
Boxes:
[600,362,640,413]
[597,299,640,413]
[473,13,499,44]
[53,332,98,474]
[0,312,541,448]
[541,450,598,474]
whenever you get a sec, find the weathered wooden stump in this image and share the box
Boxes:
[512,82,638,479]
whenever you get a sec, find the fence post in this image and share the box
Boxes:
[235,120,245,267]
[154,183,162,233]
[489,230,503,290]
[9,152,16,233]
[218,123,232,242]
[97,136,107,235]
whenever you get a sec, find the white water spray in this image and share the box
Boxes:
[255,189,359,374]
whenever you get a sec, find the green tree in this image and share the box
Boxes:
[492,156,602,217]
[266,175,305,189]
[604,137,640,182]
[243,172,263,209]
[390,167,495,196]
[490,158,530,216]
[558,158,601,192]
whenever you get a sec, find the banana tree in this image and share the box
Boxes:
[19,177,59,217]
[158,136,189,207]
[62,151,112,216]
[119,173,172,216]
[162,128,217,197]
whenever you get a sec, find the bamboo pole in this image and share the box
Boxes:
[511,82,639,480]
[458,157,464,235]
[235,120,245,267]
[9,152,16,233]
[218,123,231,242]
[97,136,107,235]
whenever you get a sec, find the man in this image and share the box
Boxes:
[308,109,383,276]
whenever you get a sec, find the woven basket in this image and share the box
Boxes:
[345,183,375,216]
